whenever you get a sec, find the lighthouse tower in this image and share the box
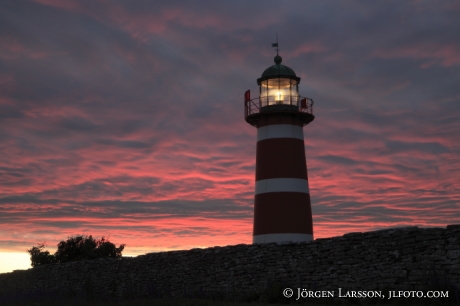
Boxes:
[244,49,315,244]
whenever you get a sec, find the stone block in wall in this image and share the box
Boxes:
[447,249,460,259]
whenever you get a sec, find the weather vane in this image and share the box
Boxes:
[271,33,279,55]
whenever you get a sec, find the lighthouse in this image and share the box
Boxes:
[244,48,315,244]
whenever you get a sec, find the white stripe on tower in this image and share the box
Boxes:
[257,124,304,141]
[255,178,310,195]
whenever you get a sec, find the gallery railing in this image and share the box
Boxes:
[245,95,314,118]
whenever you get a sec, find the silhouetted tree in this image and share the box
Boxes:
[27,243,57,267]
[27,235,125,267]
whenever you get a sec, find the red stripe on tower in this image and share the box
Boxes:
[244,50,315,244]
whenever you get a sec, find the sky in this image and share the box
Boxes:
[0,0,459,273]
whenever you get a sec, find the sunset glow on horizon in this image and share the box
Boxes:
[1,0,459,273]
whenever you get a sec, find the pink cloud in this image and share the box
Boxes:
[32,0,80,11]
[0,36,26,60]
[288,42,329,58]
[371,43,460,67]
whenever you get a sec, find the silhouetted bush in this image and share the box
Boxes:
[26,243,57,267]
[27,235,125,267]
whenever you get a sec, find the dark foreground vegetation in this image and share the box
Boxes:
[27,235,125,267]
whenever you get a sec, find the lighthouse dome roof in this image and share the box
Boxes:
[257,55,300,84]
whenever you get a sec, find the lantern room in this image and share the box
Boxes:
[257,54,301,108]
[244,51,314,127]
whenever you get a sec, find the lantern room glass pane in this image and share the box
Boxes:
[259,77,299,106]
[260,80,269,106]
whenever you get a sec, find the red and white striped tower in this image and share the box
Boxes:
[244,51,315,244]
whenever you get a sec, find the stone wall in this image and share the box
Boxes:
[1,225,460,301]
